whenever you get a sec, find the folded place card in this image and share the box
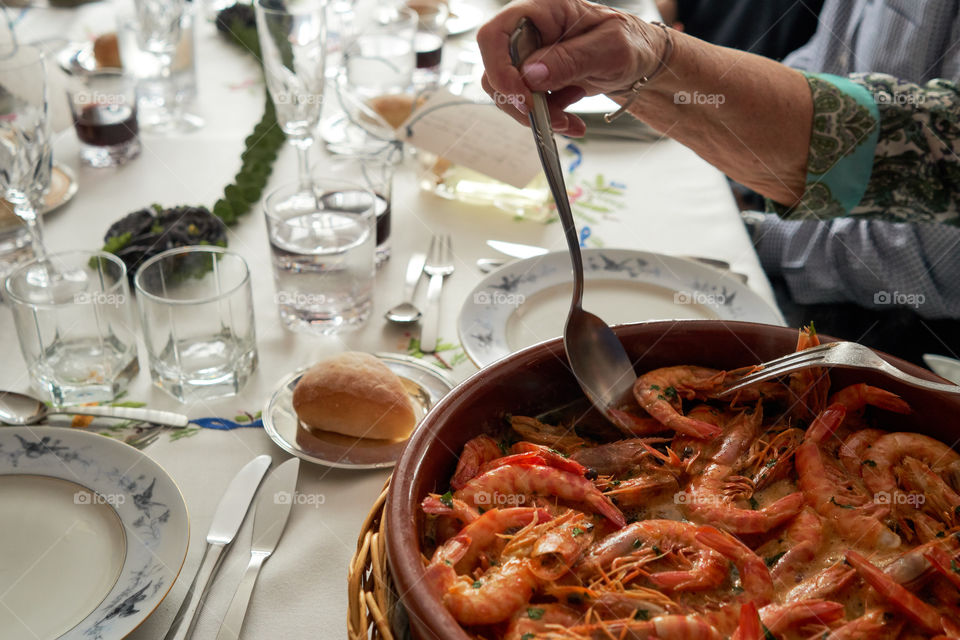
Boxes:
[399,89,542,189]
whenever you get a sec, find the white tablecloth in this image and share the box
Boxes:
[7,3,779,639]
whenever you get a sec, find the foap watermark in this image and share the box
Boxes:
[277,291,327,307]
[874,91,926,107]
[473,290,525,307]
[473,490,526,507]
[274,490,326,507]
[74,291,126,307]
[74,490,126,506]
[492,91,526,109]
[274,93,324,106]
[74,91,130,107]
[674,290,726,306]
[874,491,925,508]
[673,490,724,506]
[674,91,726,108]
[873,290,925,309]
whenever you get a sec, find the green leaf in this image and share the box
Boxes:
[526,608,544,620]
[103,231,132,254]
[439,491,453,508]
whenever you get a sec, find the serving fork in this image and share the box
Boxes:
[718,341,960,397]
[420,234,454,354]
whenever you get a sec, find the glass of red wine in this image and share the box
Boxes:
[409,0,449,89]
[66,70,141,168]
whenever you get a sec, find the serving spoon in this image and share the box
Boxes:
[508,18,638,423]
[0,390,190,428]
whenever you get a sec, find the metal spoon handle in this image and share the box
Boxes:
[402,252,426,302]
[528,92,584,308]
[48,405,190,428]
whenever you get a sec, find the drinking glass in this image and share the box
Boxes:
[343,3,417,100]
[66,70,141,168]
[125,0,203,133]
[322,156,393,267]
[134,247,258,403]
[256,0,327,193]
[408,0,448,88]
[5,251,139,405]
[0,45,52,262]
[264,179,376,334]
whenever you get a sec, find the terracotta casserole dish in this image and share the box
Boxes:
[385,320,960,640]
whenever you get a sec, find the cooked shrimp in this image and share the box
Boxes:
[607,407,670,437]
[530,512,596,579]
[564,614,724,640]
[796,405,901,549]
[578,519,727,593]
[923,545,960,592]
[760,599,845,635]
[441,557,541,625]
[450,434,502,490]
[509,415,587,453]
[845,549,942,634]
[784,562,857,603]
[421,492,480,524]
[508,441,589,476]
[897,455,960,528]
[746,427,804,492]
[769,507,824,585]
[788,325,830,420]
[454,464,626,528]
[602,471,680,509]
[828,383,912,414]
[570,437,671,476]
[633,366,726,439]
[504,603,581,640]
[824,609,903,640]
[731,601,761,640]
[838,428,885,478]
[588,588,673,620]
[684,406,805,535]
[429,507,551,572]
[694,526,774,604]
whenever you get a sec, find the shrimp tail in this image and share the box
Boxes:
[845,550,942,634]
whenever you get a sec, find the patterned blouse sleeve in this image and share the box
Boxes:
[768,72,960,225]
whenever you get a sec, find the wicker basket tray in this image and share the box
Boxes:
[348,477,410,640]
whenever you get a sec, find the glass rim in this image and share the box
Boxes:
[262,179,377,224]
[3,250,128,307]
[133,246,252,306]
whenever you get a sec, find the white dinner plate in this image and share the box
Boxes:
[0,427,189,640]
[459,249,785,368]
[262,353,456,469]
[446,0,485,35]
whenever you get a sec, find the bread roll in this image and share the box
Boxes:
[292,352,416,441]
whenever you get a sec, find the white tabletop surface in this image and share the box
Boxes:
[5,2,779,639]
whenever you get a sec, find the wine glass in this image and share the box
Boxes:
[0,45,52,263]
[255,0,328,193]
[130,0,203,133]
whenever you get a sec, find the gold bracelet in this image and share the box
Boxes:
[604,21,674,123]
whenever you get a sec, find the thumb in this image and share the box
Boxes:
[519,38,591,91]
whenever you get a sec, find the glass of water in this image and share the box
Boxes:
[5,251,139,405]
[134,247,258,402]
[264,179,376,334]
[343,3,417,100]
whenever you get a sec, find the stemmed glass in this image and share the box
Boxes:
[131,0,202,133]
[0,45,52,262]
[255,0,328,193]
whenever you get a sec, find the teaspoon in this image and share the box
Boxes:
[0,390,189,428]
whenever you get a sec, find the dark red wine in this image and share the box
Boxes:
[73,104,138,147]
[414,32,443,69]
[374,192,390,246]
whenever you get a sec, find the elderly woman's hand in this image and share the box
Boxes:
[476,0,668,136]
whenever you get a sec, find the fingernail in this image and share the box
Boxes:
[522,62,549,84]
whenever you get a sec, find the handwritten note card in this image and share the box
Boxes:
[399,90,542,189]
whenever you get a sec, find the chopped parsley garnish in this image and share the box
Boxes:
[663,386,678,399]
[952,559,960,575]
[830,496,854,509]
[472,580,483,589]
[649,384,661,391]
[526,608,545,620]
[521,634,535,640]
[572,527,584,536]
[765,551,787,567]
[439,491,453,508]
[652,545,662,555]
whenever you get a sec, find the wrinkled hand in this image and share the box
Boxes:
[477,0,665,136]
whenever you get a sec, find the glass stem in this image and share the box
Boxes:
[14,202,46,263]
[295,141,312,193]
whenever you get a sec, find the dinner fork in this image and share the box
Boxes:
[718,341,960,397]
[420,234,454,353]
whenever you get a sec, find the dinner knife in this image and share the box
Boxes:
[164,454,272,640]
[215,457,301,640]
